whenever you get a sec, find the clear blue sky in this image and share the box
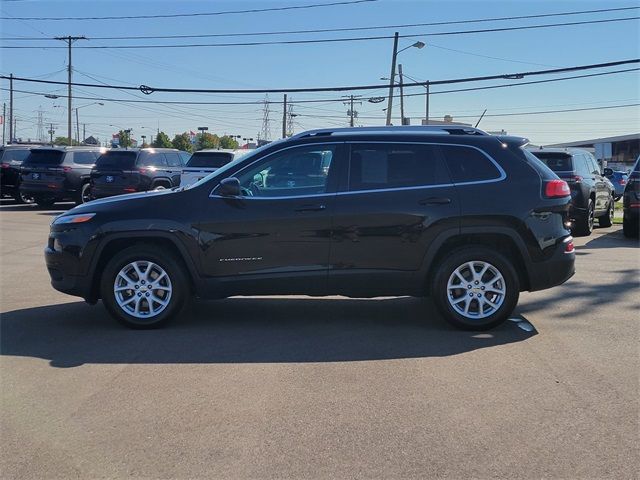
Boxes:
[1,0,638,145]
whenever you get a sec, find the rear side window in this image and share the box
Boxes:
[95,151,137,169]
[164,152,182,167]
[349,143,449,191]
[0,149,31,163]
[23,150,65,166]
[187,151,235,168]
[529,152,573,172]
[73,151,98,165]
[179,151,191,165]
[440,145,502,183]
[137,152,167,167]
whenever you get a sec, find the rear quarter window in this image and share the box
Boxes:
[440,145,502,183]
[0,149,31,163]
[137,152,167,167]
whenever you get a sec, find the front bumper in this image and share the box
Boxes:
[45,246,92,299]
[527,237,575,292]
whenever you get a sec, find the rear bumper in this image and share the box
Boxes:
[91,186,138,199]
[527,237,575,292]
[20,182,66,197]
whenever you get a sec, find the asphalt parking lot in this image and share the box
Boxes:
[1,200,638,479]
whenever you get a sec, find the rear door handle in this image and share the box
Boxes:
[295,204,326,212]
[419,197,451,206]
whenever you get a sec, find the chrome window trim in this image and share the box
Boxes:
[209,140,506,200]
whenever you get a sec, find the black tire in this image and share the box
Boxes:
[33,197,55,208]
[573,198,594,236]
[100,244,189,329]
[598,200,614,228]
[13,189,34,204]
[76,182,92,205]
[431,247,520,330]
[623,216,639,238]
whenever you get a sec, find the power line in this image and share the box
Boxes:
[2,67,638,106]
[0,0,377,21]
[2,59,637,94]
[2,6,638,40]
[1,16,638,50]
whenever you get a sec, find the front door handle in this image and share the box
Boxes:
[295,204,326,212]
[419,197,451,206]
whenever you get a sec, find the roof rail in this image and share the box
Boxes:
[292,125,490,139]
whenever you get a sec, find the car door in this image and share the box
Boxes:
[328,142,459,296]
[586,152,609,211]
[164,152,184,186]
[197,143,346,296]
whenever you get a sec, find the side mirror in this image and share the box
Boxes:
[218,177,241,197]
[603,167,613,177]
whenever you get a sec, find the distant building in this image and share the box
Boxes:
[548,133,639,169]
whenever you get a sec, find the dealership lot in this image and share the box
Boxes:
[1,201,638,479]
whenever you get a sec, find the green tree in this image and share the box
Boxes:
[152,131,172,148]
[118,130,132,148]
[219,135,240,149]
[172,132,193,153]
[53,136,80,146]
[197,132,220,150]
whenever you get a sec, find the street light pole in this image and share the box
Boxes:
[385,32,399,126]
[398,63,405,125]
[425,81,430,125]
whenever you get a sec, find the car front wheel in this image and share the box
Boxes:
[598,200,614,228]
[100,245,189,328]
[432,247,520,330]
[574,199,594,236]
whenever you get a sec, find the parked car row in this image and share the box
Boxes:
[1,146,257,207]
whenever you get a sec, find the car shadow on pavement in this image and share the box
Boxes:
[0,203,74,213]
[1,297,536,368]
[575,227,639,249]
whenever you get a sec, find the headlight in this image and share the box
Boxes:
[52,213,96,225]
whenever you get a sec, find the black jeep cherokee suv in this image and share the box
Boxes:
[45,126,575,330]
[19,146,104,206]
[90,148,188,199]
[529,147,614,236]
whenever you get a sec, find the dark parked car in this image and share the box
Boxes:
[0,144,41,203]
[622,157,639,238]
[46,126,575,330]
[19,146,103,207]
[603,168,629,201]
[90,148,188,199]
[529,147,614,236]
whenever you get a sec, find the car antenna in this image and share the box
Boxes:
[474,109,487,128]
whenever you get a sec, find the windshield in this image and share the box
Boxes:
[23,150,65,166]
[95,151,137,170]
[529,151,573,172]
[0,149,31,163]
[185,141,281,190]
[187,151,235,168]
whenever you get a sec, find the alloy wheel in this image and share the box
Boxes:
[446,261,506,319]
[113,260,172,319]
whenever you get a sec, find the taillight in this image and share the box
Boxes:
[63,166,72,173]
[570,175,583,183]
[544,179,571,198]
[1,163,10,169]
[619,178,626,185]
[564,239,575,254]
[138,168,147,174]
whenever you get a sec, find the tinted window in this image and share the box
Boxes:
[441,145,501,183]
[574,154,591,175]
[585,153,600,174]
[73,151,98,165]
[164,152,182,167]
[137,152,167,167]
[179,151,191,165]
[530,152,573,172]
[187,151,235,168]
[23,150,65,166]
[95,151,137,170]
[349,143,449,191]
[0,149,30,163]
[236,145,336,197]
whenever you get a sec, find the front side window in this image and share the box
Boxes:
[235,145,336,197]
[348,143,449,191]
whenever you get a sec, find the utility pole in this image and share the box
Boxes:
[48,123,55,145]
[385,32,399,126]
[83,123,86,143]
[9,73,14,143]
[398,64,405,125]
[2,103,5,145]
[55,36,86,146]
[75,108,80,144]
[342,95,362,127]
[282,94,287,138]
[425,81,430,125]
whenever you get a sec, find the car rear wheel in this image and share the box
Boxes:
[432,247,520,330]
[13,189,34,204]
[598,200,614,228]
[100,245,189,329]
[76,182,92,205]
[574,199,594,236]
